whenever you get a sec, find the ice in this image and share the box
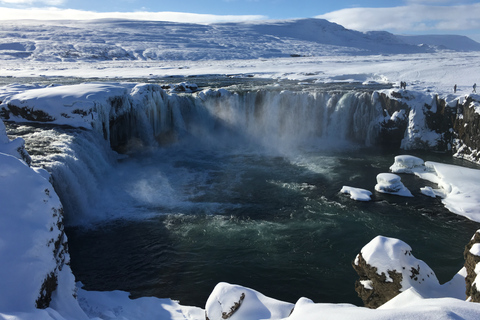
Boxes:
[420,186,437,198]
[374,173,413,197]
[340,186,372,201]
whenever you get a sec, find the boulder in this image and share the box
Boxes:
[205,282,293,320]
[353,236,439,308]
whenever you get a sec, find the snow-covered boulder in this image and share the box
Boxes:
[389,155,424,174]
[340,186,372,201]
[352,236,439,308]
[205,282,294,320]
[374,173,413,197]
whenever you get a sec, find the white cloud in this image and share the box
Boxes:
[0,0,65,5]
[0,7,267,23]
[317,4,480,33]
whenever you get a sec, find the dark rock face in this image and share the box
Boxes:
[0,104,55,122]
[35,198,70,309]
[464,230,480,302]
[376,92,410,149]
[453,96,480,162]
[352,253,403,308]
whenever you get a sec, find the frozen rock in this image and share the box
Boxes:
[389,155,425,174]
[375,173,413,197]
[340,186,372,201]
[205,282,293,320]
[352,236,439,308]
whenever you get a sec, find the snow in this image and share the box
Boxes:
[375,173,413,197]
[1,16,480,320]
[389,155,424,174]
[358,236,439,289]
[470,243,480,256]
[205,282,294,320]
[340,186,372,201]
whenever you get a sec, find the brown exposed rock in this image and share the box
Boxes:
[352,253,403,309]
[464,230,480,302]
[205,292,245,320]
[454,97,480,162]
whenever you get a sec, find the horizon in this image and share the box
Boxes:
[0,0,479,42]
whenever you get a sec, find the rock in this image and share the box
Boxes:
[464,230,480,302]
[0,119,73,311]
[205,282,294,320]
[353,252,403,308]
[353,236,439,308]
[453,96,480,163]
[374,173,413,197]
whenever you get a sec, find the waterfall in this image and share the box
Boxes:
[7,85,386,225]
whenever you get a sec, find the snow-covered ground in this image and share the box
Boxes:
[2,17,480,320]
[0,18,479,96]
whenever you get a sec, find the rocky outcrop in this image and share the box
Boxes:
[0,120,74,311]
[464,230,480,302]
[453,96,480,163]
[353,252,403,308]
[353,236,439,308]
[376,91,410,149]
[377,90,457,153]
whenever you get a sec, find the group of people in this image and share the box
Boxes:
[399,81,477,94]
[453,83,476,93]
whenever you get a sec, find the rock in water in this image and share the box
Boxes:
[353,236,439,308]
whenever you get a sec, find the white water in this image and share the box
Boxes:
[26,87,386,226]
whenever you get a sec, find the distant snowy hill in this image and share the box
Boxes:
[0,18,479,62]
[397,34,480,51]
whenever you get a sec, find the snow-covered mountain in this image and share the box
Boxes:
[0,18,478,62]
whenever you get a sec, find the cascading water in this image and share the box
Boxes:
[6,82,480,307]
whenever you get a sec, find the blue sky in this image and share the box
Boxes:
[1,0,479,41]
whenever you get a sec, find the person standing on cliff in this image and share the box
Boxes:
[454,84,457,93]
[474,83,477,93]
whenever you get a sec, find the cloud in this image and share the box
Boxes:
[317,4,480,33]
[0,0,65,5]
[0,7,267,23]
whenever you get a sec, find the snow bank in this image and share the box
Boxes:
[76,285,203,320]
[0,122,78,314]
[390,155,480,222]
[388,154,480,222]
[340,186,372,201]
[287,295,480,320]
[375,173,413,197]
[1,82,131,130]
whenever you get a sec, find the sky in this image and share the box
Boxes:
[0,0,479,41]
